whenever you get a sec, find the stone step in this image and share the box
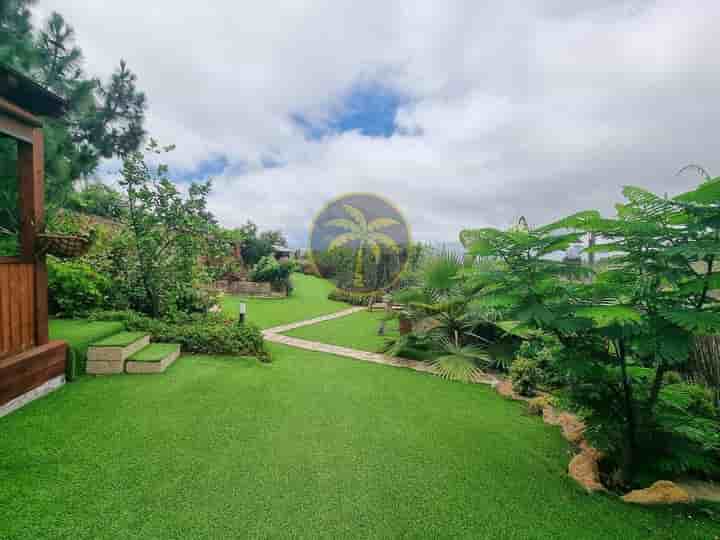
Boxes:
[86,332,150,375]
[125,343,181,374]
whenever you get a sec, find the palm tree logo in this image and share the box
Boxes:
[324,204,400,288]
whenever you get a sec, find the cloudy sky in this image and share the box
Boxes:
[35,1,720,246]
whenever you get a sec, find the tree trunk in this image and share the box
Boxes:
[617,340,637,482]
[353,245,364,289]
[648,359,667,410]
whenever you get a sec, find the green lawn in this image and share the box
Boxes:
[1,345,715,539]
[4,280,715,538]
[49,319,125,350]
[129,343,180,362]
[285,309,399,352]
[92,331,147,347]
[220,273,347,329]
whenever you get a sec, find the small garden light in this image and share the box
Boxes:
[238,302,247,325]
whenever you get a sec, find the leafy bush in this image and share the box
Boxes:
[89,310,267,359]
[312,248,355,286]
[0,234,19,256]
[510,357,542,396]
[249,256,297,294]
[299,259,321,277]
[567,365,720,484]
[460,177,720,484]
[48,257,111,317]
[250,256,295,283]
[514,339,565,389]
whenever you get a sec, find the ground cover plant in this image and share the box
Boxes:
[1,341,718,539]
[88,310,266,358]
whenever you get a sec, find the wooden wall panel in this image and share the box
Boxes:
[0,263,35,358]
[0,340,66,406]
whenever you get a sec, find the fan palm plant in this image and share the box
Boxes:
[430,331,490,382]
[324,204,399,288]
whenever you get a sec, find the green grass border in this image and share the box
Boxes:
[92,331,147,348]
[129,343,180,362]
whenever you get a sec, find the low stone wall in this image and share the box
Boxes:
[214,280,286,297]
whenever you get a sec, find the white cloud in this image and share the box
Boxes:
[35,0,720,246]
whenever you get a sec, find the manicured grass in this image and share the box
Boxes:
[219,273,347,329]
[129,343,180,362]
[49,319,127,378]
[92,331,147,347]
[0,344,715,539]
[49,319,125,350]
[285,309,399,352]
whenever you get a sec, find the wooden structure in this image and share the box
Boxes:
[0,65,67,412]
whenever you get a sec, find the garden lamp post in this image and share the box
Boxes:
[238,302,247,325]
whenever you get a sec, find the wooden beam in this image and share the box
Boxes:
[17,129,48,346]
[0,113,34,143]
[0,96,42,127]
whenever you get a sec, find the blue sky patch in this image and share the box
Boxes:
[293,83,408,140]
[171,155,231,182]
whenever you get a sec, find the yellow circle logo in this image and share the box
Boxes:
[309,193,411,291]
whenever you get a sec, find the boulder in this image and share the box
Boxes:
[622,481,693,505]
[542,405,562,426]
[558,413,586,445]
[496,380,515,398]
[569,447,606,493]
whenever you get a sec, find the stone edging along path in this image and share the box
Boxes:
[263,308,706,504]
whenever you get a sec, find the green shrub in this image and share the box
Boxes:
[513,339,565,388]
[510,357,541,397]
[48,257,111,317]
[0,234,19,256]
[89,310,267,359]
[566,365,720,484]
[299,259,321,277]
[250,256,297,294]
[328,288,381,306]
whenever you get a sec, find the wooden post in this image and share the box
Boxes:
[17,128,48,346]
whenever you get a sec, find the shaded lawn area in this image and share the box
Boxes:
[285,309,399,352]
[1,344,716,539]
[49,319,125,348]
[220,273,347,329]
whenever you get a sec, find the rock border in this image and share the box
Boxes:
[494,380,697,505]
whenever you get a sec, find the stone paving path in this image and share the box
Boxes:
[263,308,498,386]
[264,307,365,334]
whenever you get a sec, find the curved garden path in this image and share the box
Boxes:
[263,308,499,386]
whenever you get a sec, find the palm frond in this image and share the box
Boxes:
[328,233,356,251]
[368,217,400,232]
[324,218,360,233]
[429,338,489,382]
[342,204,367,230]
[369,231,399,251]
